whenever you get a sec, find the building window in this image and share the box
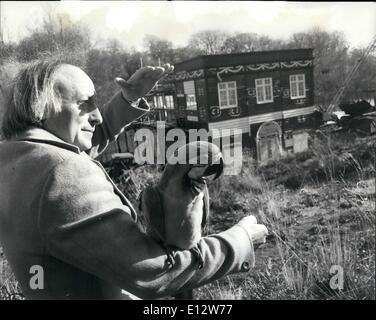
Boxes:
[217,81,238,109]
[186,94,197,110]
[183,80,197,110]
[255,78,273,104]
[297,115,307,123]
[153,95,174,110]
[290,74,306,99]
[153,96,164,108]
[165,95,174,109]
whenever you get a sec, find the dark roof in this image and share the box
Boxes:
[173,48,314,71]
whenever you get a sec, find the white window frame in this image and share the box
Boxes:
[217,81,238,109]
[289,74,306,99]
[186,94,197,110]
[255,78,274,104]
[153,96,164,108]
[183,80,197,111]
[165,95,175,109]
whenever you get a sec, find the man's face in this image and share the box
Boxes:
[44,64,103,151]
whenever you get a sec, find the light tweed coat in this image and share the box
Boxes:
[0,92,255,300]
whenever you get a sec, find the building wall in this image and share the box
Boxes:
[158,50,316,160]
[279,67,314,112]
[206,75,249,122]
[205,66,314,121]
[174,77,209,129]
[172,67,313,123]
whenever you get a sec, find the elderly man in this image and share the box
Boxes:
[0,57,268,300]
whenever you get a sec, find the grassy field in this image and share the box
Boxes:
[196,133,375,300]
[1,132,375,300]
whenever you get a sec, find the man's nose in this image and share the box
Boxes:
[89,108,103,126]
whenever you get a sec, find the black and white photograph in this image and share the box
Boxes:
[0,1,375,303]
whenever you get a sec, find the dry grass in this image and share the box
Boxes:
[196,134,375,300]
[195,174,375,300]
[0,252,23,300]
[1,134,375,300]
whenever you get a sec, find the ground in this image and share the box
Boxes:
[1,133,375,300]
[196,177,375,300]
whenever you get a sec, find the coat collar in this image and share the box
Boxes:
[11,127,138,221]
[12,127,81,154]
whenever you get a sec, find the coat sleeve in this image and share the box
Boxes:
[38,157,255,299]
[87,92,150,159]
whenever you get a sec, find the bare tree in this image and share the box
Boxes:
[0,1,3,44]
[188,30,229,55]
[223,32,286,53]
[143,35,175,65]
[287,28,350,106]
[15,11,91,62]
[345,48,376,101]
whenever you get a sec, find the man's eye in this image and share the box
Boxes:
[78,101,92,109]
[78,100,97,111]
[78,96,96,109]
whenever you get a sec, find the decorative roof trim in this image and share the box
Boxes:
[164,60,312,82]
[165,69,204,81]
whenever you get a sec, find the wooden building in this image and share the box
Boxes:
[98,49,317,165]
[153,49,316,162]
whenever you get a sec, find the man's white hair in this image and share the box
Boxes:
[1,56,79,139]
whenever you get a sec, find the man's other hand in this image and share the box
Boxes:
[236,215,269,247]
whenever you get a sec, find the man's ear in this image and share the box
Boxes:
[53,81,66,104]
[54,80,67,95]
